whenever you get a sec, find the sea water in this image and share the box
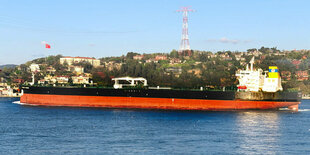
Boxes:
[1,97,310,154]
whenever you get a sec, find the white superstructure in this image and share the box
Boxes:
[112,77,147,89]
[235,57,283,92]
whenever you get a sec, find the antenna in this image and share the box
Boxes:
[177,6,194,53]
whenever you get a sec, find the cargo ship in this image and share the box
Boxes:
[20,57,301,111]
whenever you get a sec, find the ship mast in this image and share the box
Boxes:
[250,56,254,71]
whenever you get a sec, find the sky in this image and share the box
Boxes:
[1,0,310,65]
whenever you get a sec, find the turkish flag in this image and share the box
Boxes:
[45,44,51,48]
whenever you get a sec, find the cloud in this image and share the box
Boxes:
[219,37,239,44]
[88,43,96,47]
[41,41,47,44]
[207,37,252,44]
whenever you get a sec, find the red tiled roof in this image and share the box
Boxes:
[292,60,301,65]
[13,79,24,83]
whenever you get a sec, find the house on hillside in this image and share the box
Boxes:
[104,61,123,71]
[72,75,90,84]
[208,54,217,58]
[39,75,69,84]
[234,54,243,61]
[13,79,24,84]
[40,75,56,84]
[155,55,167,61]
[38,79,47,85]
[56,76,69,83]
[46,66,56,74]
[169,58,182,64]
[0,77,5,83]
[296,71,308,81]
[292,60,301,69]
[281,71,291,81]
[273,51,285,56]
[133,55,144,60]
[219,53,232,61]
[164,67,182,77]
[146,58,156,63]
[29,63,40,72]
[247,50,262,57]
[0,80,8,96]
[68,65,84,74]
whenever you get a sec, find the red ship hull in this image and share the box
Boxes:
[20,94,300,111]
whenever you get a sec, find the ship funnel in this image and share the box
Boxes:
[262,66,283,92]
[268,66,279,78]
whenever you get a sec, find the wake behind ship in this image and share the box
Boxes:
[20,57,301,111]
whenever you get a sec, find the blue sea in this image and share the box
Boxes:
[0,97,310,154]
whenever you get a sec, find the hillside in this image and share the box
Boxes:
[1,47,310,96]
[0,64,17,69]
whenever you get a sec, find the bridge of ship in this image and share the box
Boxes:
[112,77,147,89]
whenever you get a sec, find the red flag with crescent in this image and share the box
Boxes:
[45,44,51,48]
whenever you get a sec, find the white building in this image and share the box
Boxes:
[72,75,90,84]
[46,66,56,74]
[133,55,144,60]
[56,76,69,84]
[60,56,100,67]
[29,63,40,72]
[38,75,69,84]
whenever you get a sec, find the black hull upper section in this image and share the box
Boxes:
[22,86,301,102]
[23,87,235,100]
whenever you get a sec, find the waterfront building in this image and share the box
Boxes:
[72,75,90,84]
